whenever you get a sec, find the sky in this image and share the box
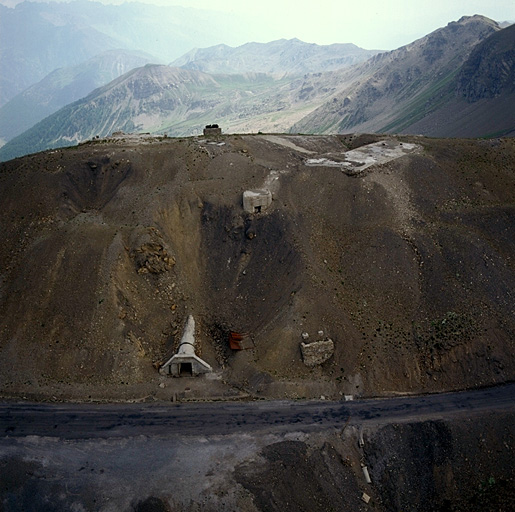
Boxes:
[2,0,514,49]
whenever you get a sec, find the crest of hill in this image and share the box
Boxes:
[291,15,503,136]
[171,38,382,75]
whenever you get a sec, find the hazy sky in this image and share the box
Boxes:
[2,0,514,49]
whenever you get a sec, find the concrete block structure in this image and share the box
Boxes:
[160,315,212,377]
[203,124,222,136]
[243,189,272,213]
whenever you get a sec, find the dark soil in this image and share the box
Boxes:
[0,133,513,401]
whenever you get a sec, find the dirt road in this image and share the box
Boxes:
[1,385,514,511]
[2,383,513,439]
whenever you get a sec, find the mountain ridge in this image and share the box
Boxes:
[0,49,157,146]
[1,15,513,162]
[291,15,502,135]
[171,38,381,75]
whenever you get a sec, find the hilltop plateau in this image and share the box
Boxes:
[0,132,513,402]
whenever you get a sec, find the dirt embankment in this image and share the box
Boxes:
[1,412,513,511]
[237,412,515,512]
[0,133,513,401]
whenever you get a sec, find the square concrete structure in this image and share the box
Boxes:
[243,189,272,213]
[203,124,222,136]
[161,353,212,377]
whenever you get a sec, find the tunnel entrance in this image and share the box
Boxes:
[179,362,193,376]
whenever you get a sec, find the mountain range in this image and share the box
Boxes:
[0,49,155,145]
[0,0,259,106]
[170,38,381,75]
[0,12,513,162]
[0,36,380,150]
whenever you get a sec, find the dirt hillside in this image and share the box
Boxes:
[0,133,513,401]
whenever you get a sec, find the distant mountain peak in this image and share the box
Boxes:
[291,14,508,137]
[171,38,381,75]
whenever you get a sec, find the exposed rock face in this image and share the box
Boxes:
[291,15,501,136]
[456,23,515,101]
[130,227,175,274]
[301,339,334,367]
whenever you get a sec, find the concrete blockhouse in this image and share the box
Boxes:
[243,189,272,213]
[160,315,212,377]
[203,124,222,136]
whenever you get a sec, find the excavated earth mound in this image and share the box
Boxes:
[0,133,513,401]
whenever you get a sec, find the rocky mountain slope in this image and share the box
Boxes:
[291,15,504,135]
[404,22,515,137]
[0,49,156,147]
[0,132,513,402]
[0,65,342,162]
[0,0,255,106]
[171,38,381,75]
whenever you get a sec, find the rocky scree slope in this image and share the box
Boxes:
[0,133,513,401]
[291,15,504,136]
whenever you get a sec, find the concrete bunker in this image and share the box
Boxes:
[160,315,212,377]
[243,189,272,214]
[203,124,222,137]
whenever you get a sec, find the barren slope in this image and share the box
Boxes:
[0,133,513,401]
[291,15,503,136]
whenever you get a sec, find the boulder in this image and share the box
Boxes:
[300,339,334,367]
